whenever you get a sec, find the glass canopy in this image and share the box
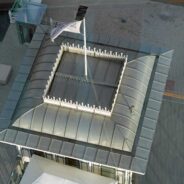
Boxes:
[14,2,47,25]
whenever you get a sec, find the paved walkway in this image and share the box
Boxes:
[0,24,27,112]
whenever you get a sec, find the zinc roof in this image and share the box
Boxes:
[0,25,173,174]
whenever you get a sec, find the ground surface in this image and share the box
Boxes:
[0,24,27,112]
[0,143,18,184]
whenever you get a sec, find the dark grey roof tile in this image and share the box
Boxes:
[107,152,121,167]
[72,144,85,159]
[4,129,17,143]
[84,147,97,162]
[49,139,62,154]
[37,137,51,151]
[15,131,28,146]
[119,155,131,170]
[131,157,147,174]
[95,149,109,164]
[26,134,40,148]
[60,142,74,156]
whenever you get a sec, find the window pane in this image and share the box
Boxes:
[65,158,80,168]
[80,162,88,171]
[101,166,115,179]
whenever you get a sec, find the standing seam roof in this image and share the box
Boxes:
[0,25,173,174]
[12,35,156,152]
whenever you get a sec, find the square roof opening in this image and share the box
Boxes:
[43,43,127,116]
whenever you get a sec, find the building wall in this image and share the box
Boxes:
[13,146,134,184]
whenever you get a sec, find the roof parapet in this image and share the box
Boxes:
[43,43,127,116]
[44,96,111,116]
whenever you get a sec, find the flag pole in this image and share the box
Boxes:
[83,18,88,77]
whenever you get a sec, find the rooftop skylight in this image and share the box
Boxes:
[43,43,127,116]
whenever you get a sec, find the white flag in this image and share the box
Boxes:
[50,20,82,41]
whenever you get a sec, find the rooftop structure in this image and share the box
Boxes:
[0,2,173,184]
[0,25,172,174]
[8,34,154,152]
